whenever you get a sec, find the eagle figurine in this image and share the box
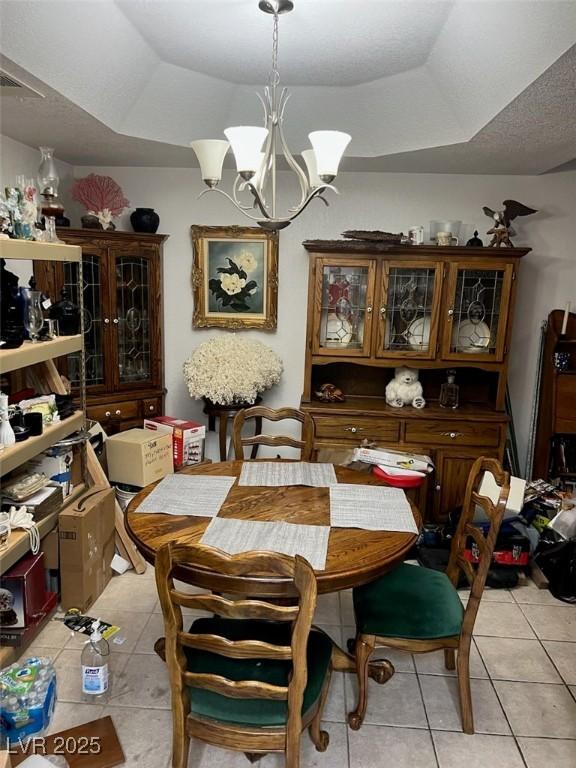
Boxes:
[482,200,538,247]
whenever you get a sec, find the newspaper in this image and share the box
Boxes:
[200,517,330,570]
[353,446,434,473]
[238,461,337,487]
[330,483,418,533]
[134,474,236,517]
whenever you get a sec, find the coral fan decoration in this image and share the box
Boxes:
[71,174,129,225]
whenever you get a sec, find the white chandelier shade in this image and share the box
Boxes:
[301,149,322,188]
[190,1,351,230]
[224,126,269,177]
[308,131,351,181]
[190,139,230,186]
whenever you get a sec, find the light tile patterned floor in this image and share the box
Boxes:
[20,569,576,768]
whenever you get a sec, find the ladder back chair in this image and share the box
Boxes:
[232,406,315,461]
[347,456,510,734]
[155,542,334,768]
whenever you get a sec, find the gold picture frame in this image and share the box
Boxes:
[191,225,279,330]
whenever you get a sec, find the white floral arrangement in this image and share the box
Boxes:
[183,335,283,405]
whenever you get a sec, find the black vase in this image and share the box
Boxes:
[130,207,160,234]
[49,288,80,336]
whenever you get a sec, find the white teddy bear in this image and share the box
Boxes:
[385,366,426,409]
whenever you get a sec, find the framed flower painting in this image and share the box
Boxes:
[191,225,279,329]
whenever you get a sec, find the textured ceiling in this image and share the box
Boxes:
[115,0,453,86]
[1,1,575,174]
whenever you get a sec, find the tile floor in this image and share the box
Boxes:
[22,568,576,768]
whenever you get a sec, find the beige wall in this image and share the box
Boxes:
[2,135,575,473]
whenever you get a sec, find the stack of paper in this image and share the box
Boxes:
[134,474,236,517]
[239,462,337,487]
[353,447,433,473]
[330,483,418,533]
[200,517,330,570]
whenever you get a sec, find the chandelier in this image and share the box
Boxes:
[190,0,351,231]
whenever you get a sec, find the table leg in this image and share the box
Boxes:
[207,413,216,432]
[250,415,262,459]
[218,415,228,462]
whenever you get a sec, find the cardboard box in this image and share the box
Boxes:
[0,552,48,629]
[41,528,59,570]
[144,416,205,468]
[26,450,75,497]
[106,428,173,487]
[59,487,115,612]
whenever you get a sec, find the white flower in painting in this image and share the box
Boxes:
[235,250,258,273]
[183,336,283,406]
[220,273,246,295]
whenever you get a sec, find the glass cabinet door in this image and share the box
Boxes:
[441,263,514,361]
[313,258,376,357]
[63,252,108,392]
[376,261,442,359]
[110,248,157,389]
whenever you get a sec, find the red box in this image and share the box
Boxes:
[0,590,58,647]
[0,552,48,629]
[144,416,205,468]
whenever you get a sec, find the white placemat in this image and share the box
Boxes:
[238,461,337,487]
[134,474,236,517]
[330,483,418,533]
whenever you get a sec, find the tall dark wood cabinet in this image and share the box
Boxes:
[532,309,576,480]
[35,229,167,434]
[300,241,529,521]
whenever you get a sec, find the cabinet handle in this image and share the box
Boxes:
[104,318,110,325]
[115,409,121,416]
[113,318,119,325]
[447,308,454,317]
[366,306,372,314]
[379,307,386,316]
[105,411,111,417]
[149,405,155,411]
[344,426,364,433]
[435,484,441,492]
[439,431,464,439]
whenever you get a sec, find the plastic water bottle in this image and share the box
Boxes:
[81,620,110,703]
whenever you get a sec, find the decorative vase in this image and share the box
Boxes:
[49,288,80,336]
[130,207,160,234]
[81,214,102,229]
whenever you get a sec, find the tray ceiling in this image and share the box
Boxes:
[1,0,575,174]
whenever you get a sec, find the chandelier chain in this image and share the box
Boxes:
[270,11,280,87]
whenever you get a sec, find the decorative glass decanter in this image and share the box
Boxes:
[439,369,459,409]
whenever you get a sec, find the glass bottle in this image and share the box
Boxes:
[439,369,459,409]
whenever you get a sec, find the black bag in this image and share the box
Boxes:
[534,532,576,604]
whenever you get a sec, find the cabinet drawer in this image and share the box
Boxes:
[87,400,140,424]
[142,397,162,417]
[313,416,399,442]
[405,420,500,447]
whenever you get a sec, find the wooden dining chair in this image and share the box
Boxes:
[347,456,510,735]
[155,542,335,768]
[232,406,315,460]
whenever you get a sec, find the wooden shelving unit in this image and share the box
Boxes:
[0,238,81,262]
[0,335,82,375]
[0,410,84,476]
[0,482,86,576]
[0,240,86,662]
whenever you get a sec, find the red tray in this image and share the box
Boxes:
[371,465,425,488]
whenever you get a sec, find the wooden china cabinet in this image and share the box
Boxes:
[34,228,167,434]
[301,240,529,521]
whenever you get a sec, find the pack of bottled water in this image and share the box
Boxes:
[0,656,56,747]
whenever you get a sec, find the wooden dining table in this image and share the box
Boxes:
[125,459,421,677]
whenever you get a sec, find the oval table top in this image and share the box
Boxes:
[125,460,421,598]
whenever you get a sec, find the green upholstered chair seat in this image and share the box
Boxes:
[184,618,333,726]
[353,563,464,639]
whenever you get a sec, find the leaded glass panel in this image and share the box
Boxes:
[319,265,369,350]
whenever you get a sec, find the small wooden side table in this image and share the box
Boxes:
[203,397,262,461]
